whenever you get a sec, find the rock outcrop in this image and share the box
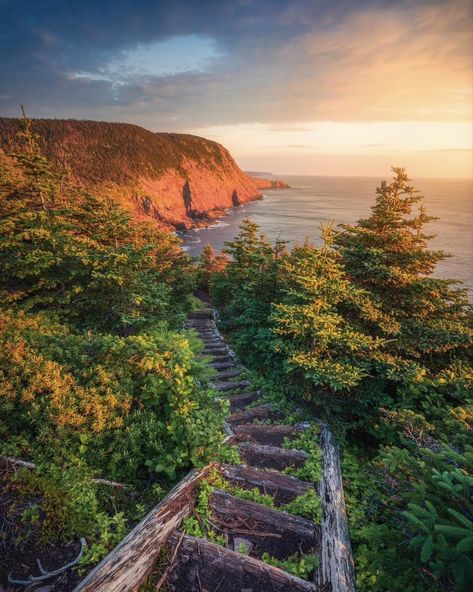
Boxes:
[0,118,288,229]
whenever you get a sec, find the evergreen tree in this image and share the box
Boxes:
[335,168,473,369]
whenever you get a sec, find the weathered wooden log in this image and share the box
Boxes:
[224,390,261,412]
[228,403,283,425]
[214,369,243,380]
[214,379,251,392]
[234,423,301,446]
[73,465,214,592]
[220,463,313,505]
[238,442,308,471]
[316,423,355,592]
[165,531,319,592]
[210,488,321,560]
[209,360,237,370]
[203,349,230,358]
[188,311,213,319]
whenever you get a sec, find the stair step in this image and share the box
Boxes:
[238,442,308,471]
[220,463,313,505]
[210,488,321,560]
[214,369,243,380]
[214,380,251,392]
[228,404,283,425]
[165,531,318,592]
[234,423,301,447]
[201,340,225,347]
[203,347,229,355]
[209,360,237,370]
[225,391,261,412]
[188,311,213,319]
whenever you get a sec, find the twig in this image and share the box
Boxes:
[8,537,87,585]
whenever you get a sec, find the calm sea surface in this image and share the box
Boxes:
[181,175,473,297]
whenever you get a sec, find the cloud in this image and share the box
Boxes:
[0,0,471,129]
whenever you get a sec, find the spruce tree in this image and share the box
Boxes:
[335,168,473,369]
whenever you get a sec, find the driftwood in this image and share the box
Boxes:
[210,488,321,560]
[238,441,308,471]
[233,423,301,446]
[0,456,128,489]
[73,465,214,592]
[316,423,355,592]
[220,463,313,505]
[165,531,319,592]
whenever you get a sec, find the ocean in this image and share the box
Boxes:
[181,175,473,297]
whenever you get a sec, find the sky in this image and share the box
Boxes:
[0,0,472,177]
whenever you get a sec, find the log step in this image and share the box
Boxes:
[188,311,213,319]
[238,442,308,471]
[234,423,301,447]
[203,348,229,356]
[165,531,318,592]
[214,380,251,392]
[209,488,321,560]
[209,360,237,370]
[214,369,243,380]
[225,391,261,412]
[228,404,284,425]
[220,463,313,505]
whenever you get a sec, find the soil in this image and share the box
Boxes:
[0,467,84,592]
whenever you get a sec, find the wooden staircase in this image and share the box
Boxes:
[74,305,355,592]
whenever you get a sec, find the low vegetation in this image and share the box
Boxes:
[0,117,227,580]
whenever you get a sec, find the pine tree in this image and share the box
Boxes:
[335,168,473,369]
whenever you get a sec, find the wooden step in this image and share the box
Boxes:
[209,360,237,370]
[214,379,251,392]
[220,463,313,505]
[188,311,213,319]
[203,347,229,356]
[165,531,318,592]
[238,442,308,471]
[228,404,283,425]
[225,391,261,412]
[234,423,301,447]
[210,488,321,560]
[214,369,243,380]
[201,340,226,348]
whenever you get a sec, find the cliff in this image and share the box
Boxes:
[0,118,287,229]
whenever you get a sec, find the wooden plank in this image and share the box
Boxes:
[165,531,319,592]
[234,423,301,446]
[73,465,214,592]
[210,488,321,560]
[220,463,313,505]
[225,391,261,412]
[316,423,355,592]
[237,441,308,471]
[214,379,250,391]
[228,403,283,425]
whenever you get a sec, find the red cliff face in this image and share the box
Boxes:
[0,118,288,229]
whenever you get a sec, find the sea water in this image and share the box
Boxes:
[181,175,473,297]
